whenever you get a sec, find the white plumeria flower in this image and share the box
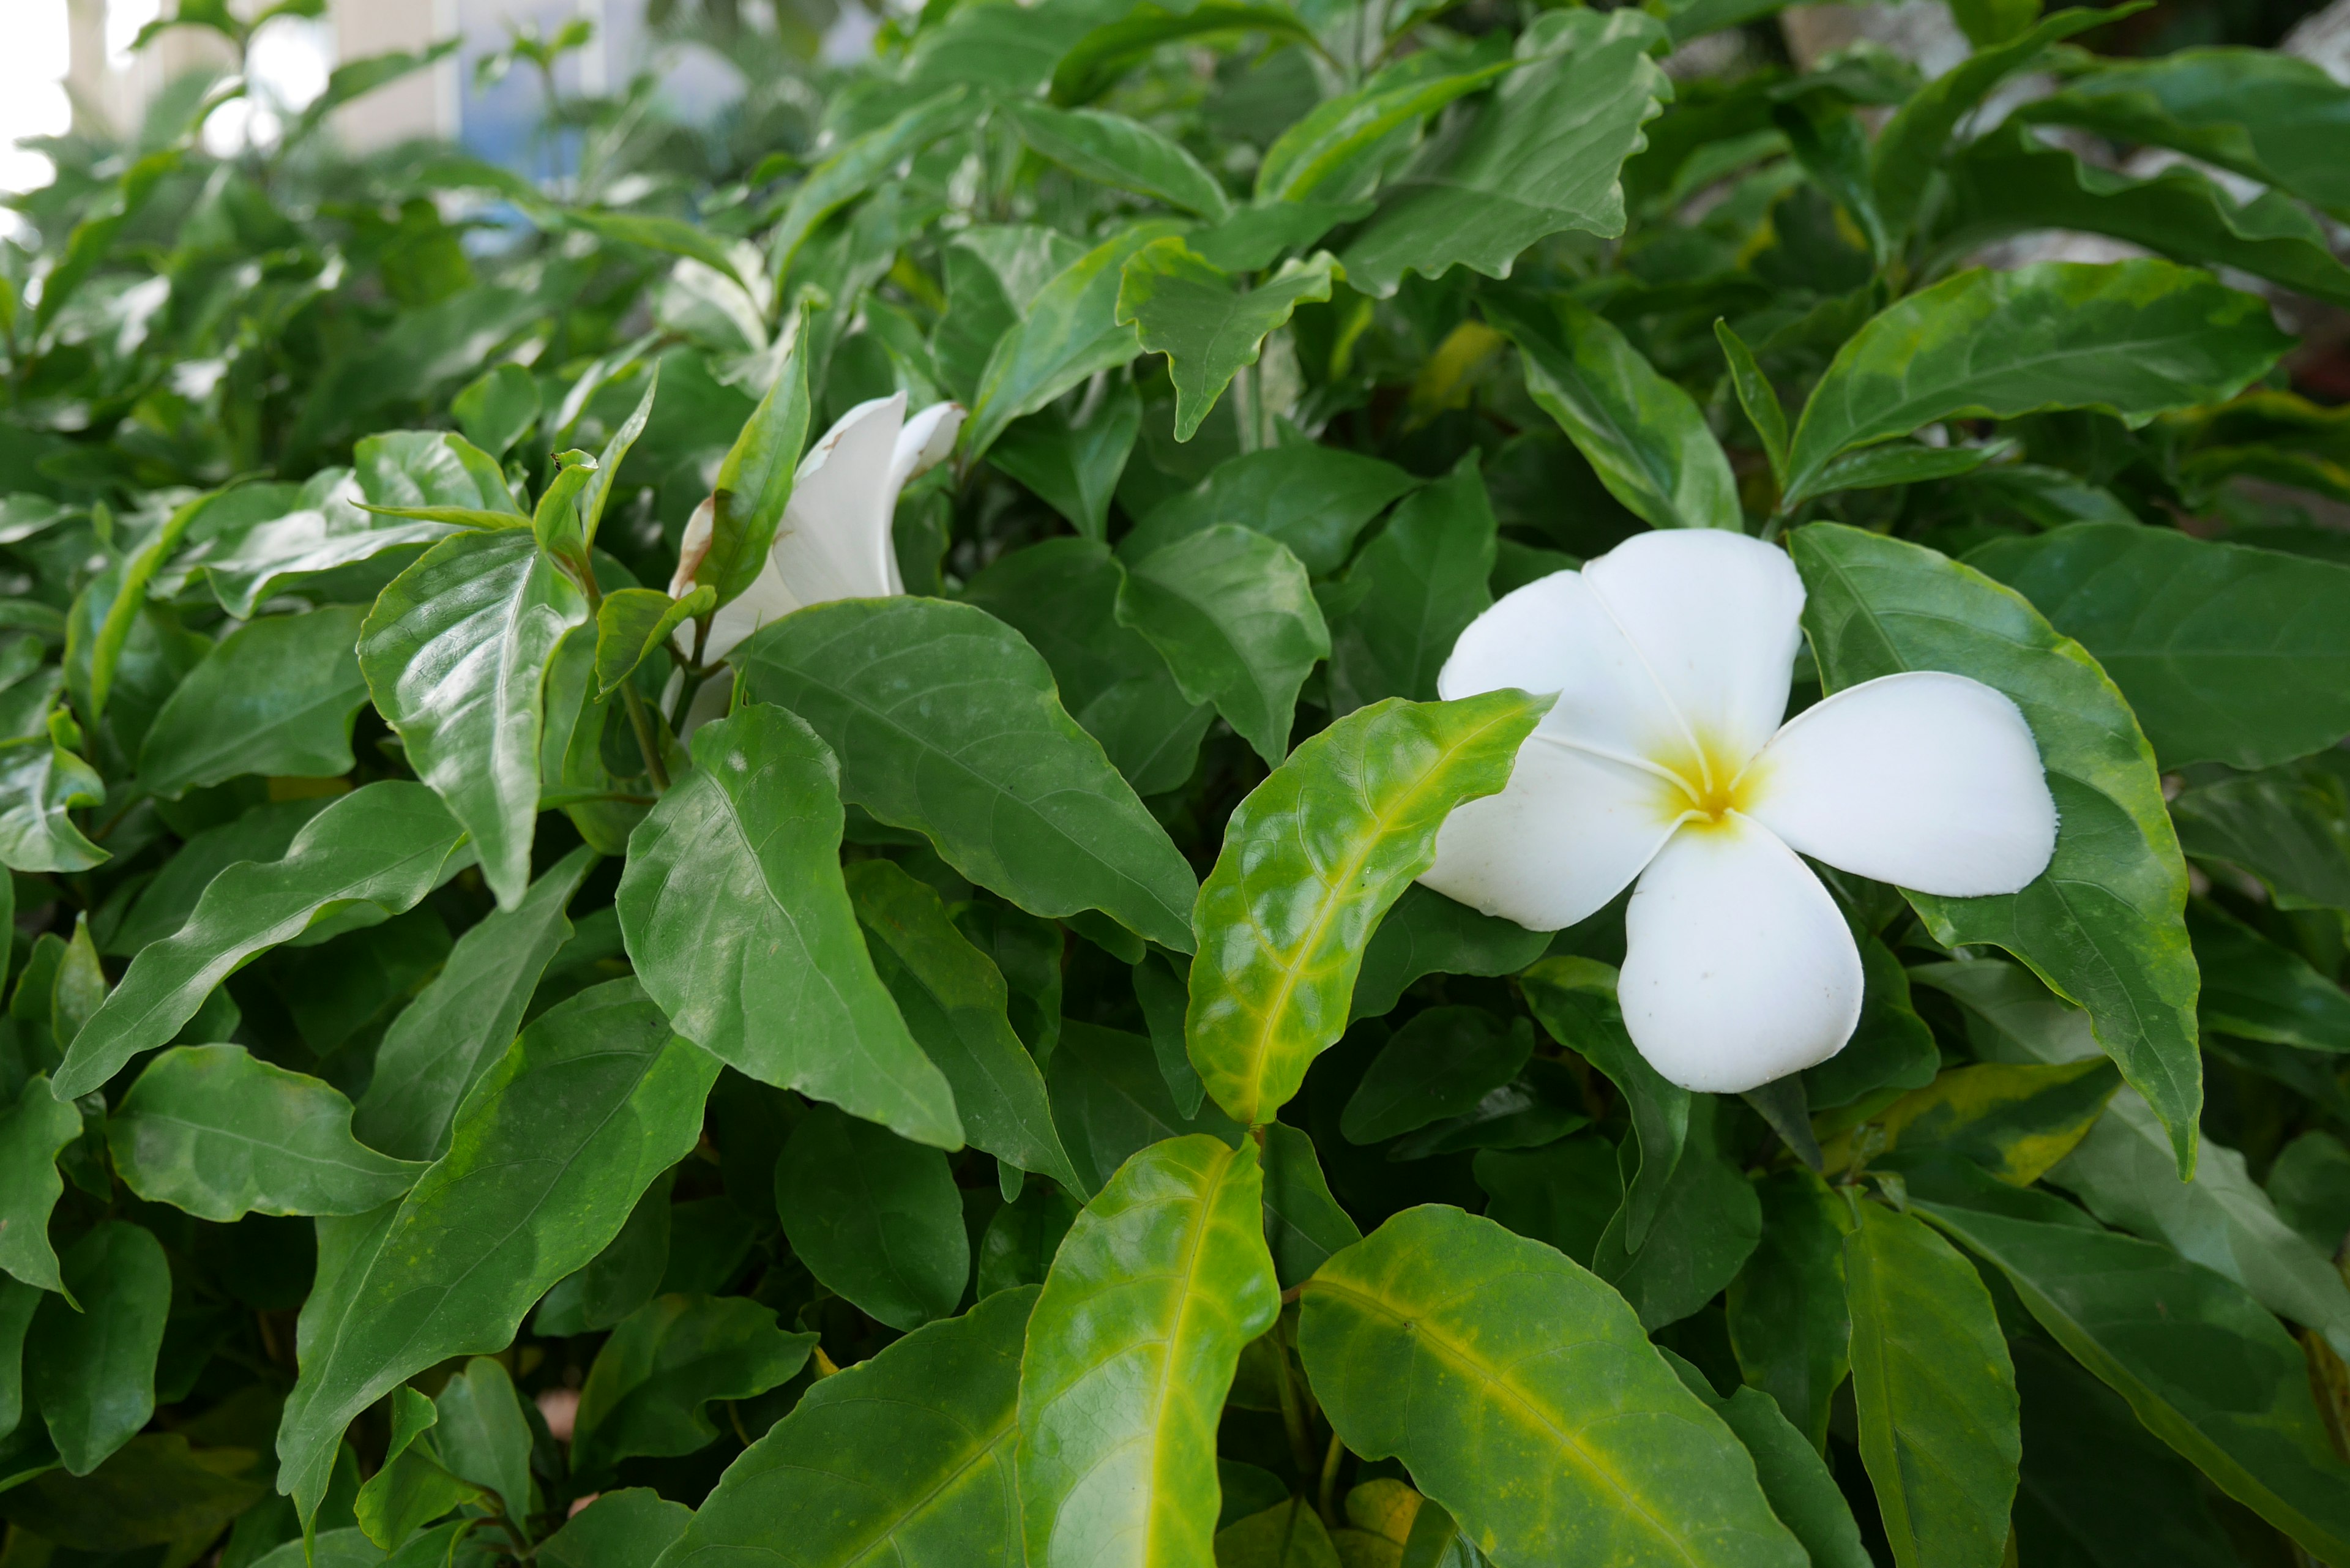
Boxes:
[671,390,964,663]
[1425,530,2058,1094]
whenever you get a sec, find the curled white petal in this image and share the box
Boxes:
[1619,815,1863,1093]
[1422,737,1683,931]
[1744,670,2057,897]
[1582,529,1807,774]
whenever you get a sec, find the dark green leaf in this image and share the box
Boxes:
[1660,1351,1871,1568]
[1326,456,1498,713]
[0,734,105,874]
[1351,884,1551,1022]
[1117,241,1337,440]
[451,365,540,458]
[594,585,712,702]
[1125,446,1419,578]
[694,317,811,610]
[541,1489,692,1568]
[1004,101,1233,220]
[2188,900,2350,1053]
[29,1222,171,1475]
[138,606,370,798]
[0,1076,81,1293]
[987,382,1141,543]
[2170,756,2350,913]
[1726,1168,1851,1451]
[570,1293,815,1479]
[1050,2,1316,105]
[1590,1092,1761,1329]
[777,1103,969,1331]
[1342,1007,1535,1145]
[0,1432,263,1554]
[767,89,974,282]
[1047,1021,1244,1197]
[1472,1134,1622,1267]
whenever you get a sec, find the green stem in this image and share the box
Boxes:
[1316,1428,1345,1528]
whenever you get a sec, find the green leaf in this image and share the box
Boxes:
[2170,756,2350,912]
[846,859,1079,1188]
[2049,1089,2350,1361]
[2015,47,2350,219]
[1791,521,2202,1174]
[1219,1499,1341,1566]
[0,1432,264,1555]
[56,783,469,1099]
[29,1222,171,1475]
[1003,101,1233,220]
[1590,1091,1761,1329]
[136,606,370,799]
[451,365,540,458]
[0,1077,81,1293]
[570,1294,816,1480]
[535,1168,675,1337]
[1918,1190,2350,1564]
[2189,900,2350,1052]
[1939,124,2350,309]
[1660,1351,1871,1568]
[967,222,1185,460]
[1342,1006,1535,1145]
[0,734,106,874]
[1125,446,1419,577]
[1255,46,1515,206]
[1800,440,2016,498]
[1869,6,2135,239]
[1261,1121,1362,1290]
[1326,456,1498,713]
[1969,523,2350,771]
[1714,319,1789,489]
[1352,884,1551,1022]
[1783,261,2291,502]
[616,704,961,1146]
[1727,1168,1851,1451]
[1187,691,1548,1126]
[354,846,595,1162]
[650,1285,1035,1567]
[106,1045,423,1223]
[580,364,659,550]
[1341,10,1669,298]
[1483,290,1741,531]
[987,381,1143,542]
[359,528,588,908]
[276,980,719,1520]
[354,1388,481,1553]
[694,315,812,610]
[1117,242,1338,441]
[1804,926,1939,1112]
[1047,1021,1244,1197]
[1521,957,1684,1249]
[541,1490,692,1568]
[767,88,974,282]
[1018,1134,1278,1568]
[1049,2,1317,105]
[1842,1197,2020,1568]
[1300,1205,1807,1567]
[431,1356,533,1526]
[735,597,1199,952]
[1829,1059,2119,1185]
[1116,525,1329,767]
[593,585,712,701]
[776,1103,970,1331]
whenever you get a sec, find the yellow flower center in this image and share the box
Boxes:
[1653,735,1764,832]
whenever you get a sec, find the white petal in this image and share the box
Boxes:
[1420,736,1682,931]
[889,401,965,497]
[1583,529,1806,771]
[1744,670,2057,897]
[1620,815,1863,1093]
[1436,569,1695,767]
[669,496,716,599]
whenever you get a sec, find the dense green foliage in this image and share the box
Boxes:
[4,1,2350,1564]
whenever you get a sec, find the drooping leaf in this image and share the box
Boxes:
[29,1222,171,1476]
[1017,1134,1278,1568]
[275,980,718,1520]
[1342,10,1670,298]
[651,1285,1036,1567]
[107,1046,424,1223]
[354,845,594,1162]
[1783,261,2290,502]
[1188,691,1549,1126]
[617,704,961,1148]
[1117,241,1337,440]
[1300,1206,1807,1568]
[735,597,1199,952]
[137,605,370,797]
[0,1076,81,1293]
[569,1294,816,1480]
[56,783,471,1099]
[777,1103,970,1331]
[1791,521,2202,1174]
[358,528,588,908]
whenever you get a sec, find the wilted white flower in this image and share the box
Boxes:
[1425,530,2057,1094]
[672,390,963,663]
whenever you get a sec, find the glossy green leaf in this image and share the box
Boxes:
[0,734,106,874]
[1919,1190,2350,1563]
[1843,1197,2020,1568]
[767,88,973,282]
[355,845,594,1162]
[1326,456,1498,714]
[107,1045,423,1222]
[735,597,1198,951]
[570,1293,816,1479]
[777,1103,969,1331]
[1048,1021,1244,1198]
[1300,1205,1806,1568]
[846,859,1078,1187]
[1188,690,1548,1126]
[1116,525,1327,767]
[542,1490,693,1568]
[617,703,960,1146]
[1117,242,1337,441]
[594,585,712,701]
[1483,290,1740,531]
[1342,10,1669,297]
[1004,101,1233,220]
[1018,1134,1277,1568]
[1971,522,2350,770]
[1832,1059,2119,1185]
[56,782,470,1099]
[276,980,718,1519]
[1791,521,2202,1174]
[29,1222,171,1475]
[966,222,1186,460]
[1783,261,2290,502]
[1127,446,1419,578]
[695,313,812,610]
[0,1076,80,1294]
[136,605,369,797]
[1256,46,1514,206]
[451,365,540,458]
[651,1284,1036,1568]
[1049,2,1316,105]
[2189,900,2350,1052]
[1726,1168,1850,1451]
